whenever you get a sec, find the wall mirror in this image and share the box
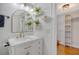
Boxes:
[11,10,33,33]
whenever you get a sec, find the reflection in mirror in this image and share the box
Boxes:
[11,10,33,33]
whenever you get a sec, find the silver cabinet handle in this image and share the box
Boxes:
[24,46,32,49]
[38,42,40,44]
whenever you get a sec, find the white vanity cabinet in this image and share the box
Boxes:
[8,36,43,55]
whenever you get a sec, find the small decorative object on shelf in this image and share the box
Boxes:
[43,15,52,23]
[43,16,48,22]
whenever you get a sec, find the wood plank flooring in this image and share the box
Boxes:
[57,43,79,55]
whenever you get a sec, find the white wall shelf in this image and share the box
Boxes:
[65,15,72,46]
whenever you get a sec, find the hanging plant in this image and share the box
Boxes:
[33,7,42,15]
[25,17,33,26]
[24,16,33,30]
[27,21,32,26]
[27,13,31,16]
[26,20,33,30]
[34,19,40,27]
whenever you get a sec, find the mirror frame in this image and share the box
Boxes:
[11,10,33,33]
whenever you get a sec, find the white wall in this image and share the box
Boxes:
[51,4,57,54]
[72,17,79,48]
[0,3,57,55]
[57,15,65,44]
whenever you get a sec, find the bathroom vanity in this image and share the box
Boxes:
[8,36,43,55]
[8,8,44,55]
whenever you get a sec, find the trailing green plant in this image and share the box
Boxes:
[34,19,40,26]
[25,20,33,27]
[27,21,32,26]
[33,7,41,15]
[27,13,30,16]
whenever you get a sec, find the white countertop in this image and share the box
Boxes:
[8,36,40,46]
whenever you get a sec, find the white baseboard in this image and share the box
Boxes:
[59,41,79,49]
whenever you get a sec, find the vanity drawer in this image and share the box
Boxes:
[12,39,42,55]
[14,42,32,55]
[14,46,32,55]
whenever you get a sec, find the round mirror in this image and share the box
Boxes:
[11,10,33,33]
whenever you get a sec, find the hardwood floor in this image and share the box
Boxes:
[57,43,79,55]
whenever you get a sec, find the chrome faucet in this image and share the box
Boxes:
[19,32,25,38]
[16,32,25,38]
[19,32,22,38]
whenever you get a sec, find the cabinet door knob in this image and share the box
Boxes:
[26,52,30,55]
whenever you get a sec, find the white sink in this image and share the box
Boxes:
[8,36,40,46]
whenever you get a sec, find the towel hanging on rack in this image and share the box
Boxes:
[0,15,5,27]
